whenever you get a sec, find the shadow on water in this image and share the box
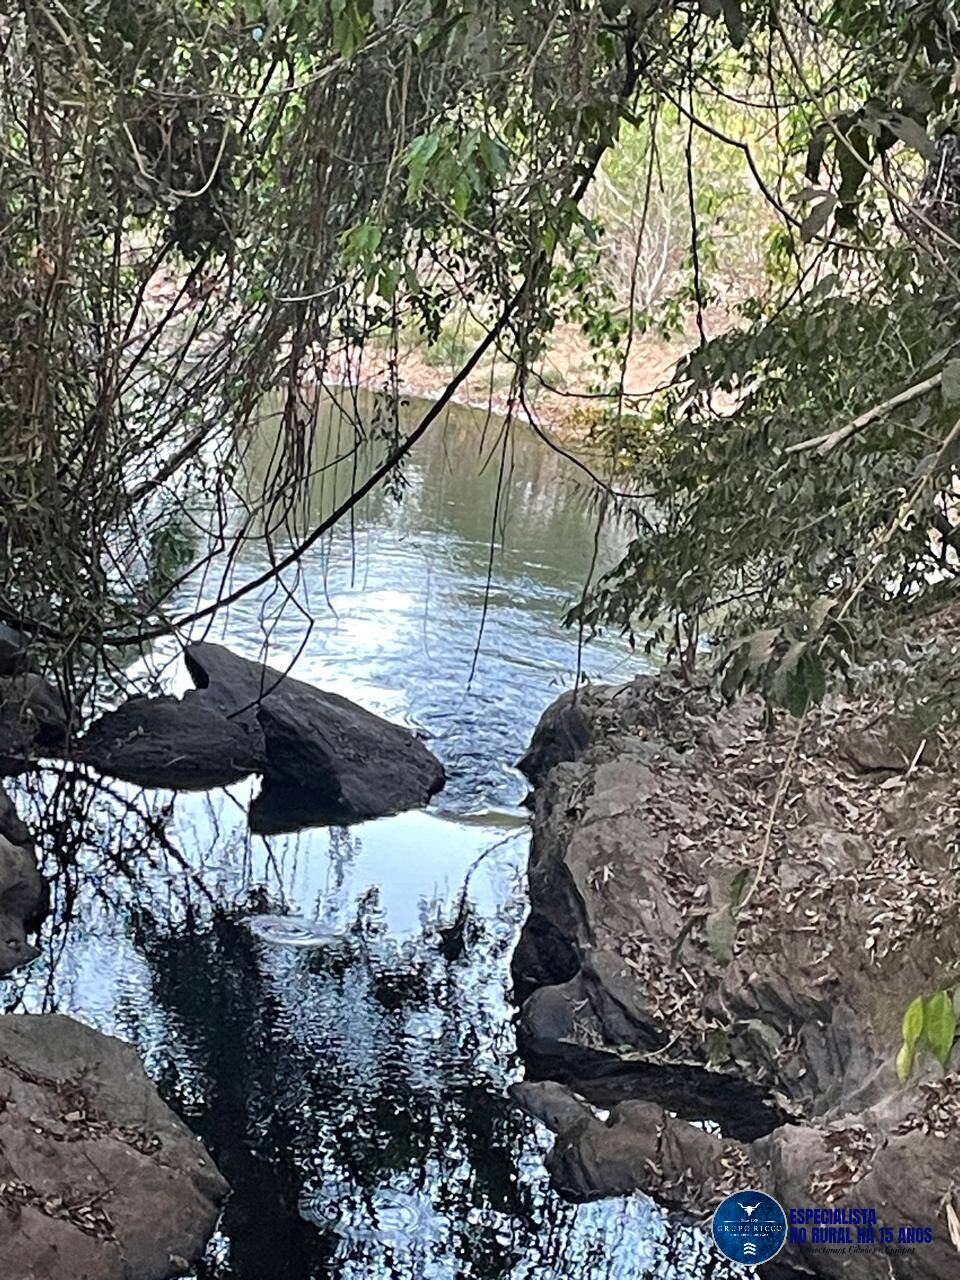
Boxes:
[4,400,739,1278]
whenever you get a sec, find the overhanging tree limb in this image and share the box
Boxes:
[785,371,944,456]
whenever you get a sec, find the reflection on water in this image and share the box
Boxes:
[3,399,735,1278]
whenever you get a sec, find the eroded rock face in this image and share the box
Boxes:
[513,674,960,1278]
[185,642,446,822]
[0,1014,228,1280]
[0,836,46,973]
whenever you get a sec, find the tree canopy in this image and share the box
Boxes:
[1,0,958,714]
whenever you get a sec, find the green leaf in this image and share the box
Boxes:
[452,172,471,217]
[729,865,752,911]
[805,126,829,182]
[837,126,869,207]
[896,1040,915,1082]
[902,994,924,1049]
[705,1027,731,1065]
[378,262,401,302]
[476,131,508,178]
[404,131,443,200]
[804,648,826,704]
[339,219,382,267]
[801,194,837,243]
[778,646,825,717]
[923,990,956,1067]
[886,114,936,161]
[331,0,370,60]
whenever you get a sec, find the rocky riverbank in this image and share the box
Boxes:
[511,674,960,1278]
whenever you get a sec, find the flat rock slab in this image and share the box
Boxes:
[0,1014,228,1280]
[185,641,445,821]
[73,695,266,789]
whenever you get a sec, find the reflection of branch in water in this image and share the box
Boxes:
[2,765,234,1008]
[64,769,219,906]
[114,897,584,1279]
[438,828,526,962]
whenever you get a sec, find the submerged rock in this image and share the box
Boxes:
[0,784,47,974]
[185,641,446,821]
[513,673,960,1278]
[247,781,355,833]
[73,694,266,789]
[0,1013,228,1280]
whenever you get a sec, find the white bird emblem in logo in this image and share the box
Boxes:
[742,1202,761,1218]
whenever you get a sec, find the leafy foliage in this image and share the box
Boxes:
[0,0,653,693]
[1,0,959,720]
[897,990,958,1080]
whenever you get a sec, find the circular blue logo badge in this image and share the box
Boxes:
[711,1189,787,1266]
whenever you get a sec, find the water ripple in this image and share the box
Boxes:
[245,914,342,948]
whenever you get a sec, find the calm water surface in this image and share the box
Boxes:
[5,397,734,1279]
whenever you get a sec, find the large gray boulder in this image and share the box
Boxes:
[513,674,960,1279]
[0,1013,228,1280]
[185,641,445,822]
[73,694,266,790]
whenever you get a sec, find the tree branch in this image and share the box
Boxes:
[785,371,944,456]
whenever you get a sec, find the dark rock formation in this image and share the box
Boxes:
[513,673,960,1278]
[0,624,31,677]
[0,782,30,846]
[0,1013,228,1279]
[0,674,69,775]
[74,694,266,789]
[0,783,48,973]
[185,641,446,821]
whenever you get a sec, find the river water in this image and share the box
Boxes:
[4,396,734,1278]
